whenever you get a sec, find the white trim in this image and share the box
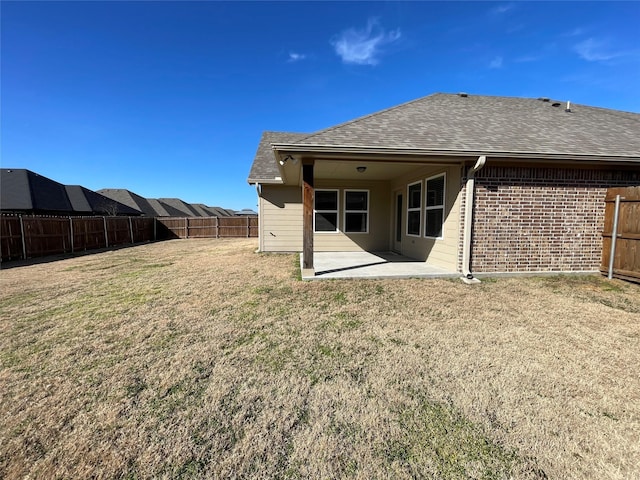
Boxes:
[406,181,422,237]
[424,173,446,240]
[343,189,369,234]
[314,189,339,233]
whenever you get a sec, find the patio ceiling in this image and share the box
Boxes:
[281,158,464,185]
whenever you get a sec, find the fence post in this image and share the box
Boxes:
[103,216,109,248]
[153,217,157,241]
[19,215,27,260]
[69,216,74,253]
[247,216,250,238]
[129,216,134,244]
[607,194,622,280]
[215,216,219,238]
[185,217,189,239]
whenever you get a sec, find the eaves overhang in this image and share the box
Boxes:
[247,177,284,185]
[271,143,640,165]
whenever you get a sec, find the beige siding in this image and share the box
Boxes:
[390,165,462,270]
[259,185,302,252]
[258,166,462,273]
[314,180,391,252]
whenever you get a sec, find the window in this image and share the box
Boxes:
[344,190,369,233]
[425,174,445,238]
[314,190,338,232]
[407,181,422,236]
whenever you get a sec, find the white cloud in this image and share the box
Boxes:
[562,27,585,37]
[489,56,503,69]
[288,52,306,63]
[574,38,624,62]
[490,3,515,15]
[331,18,401,66]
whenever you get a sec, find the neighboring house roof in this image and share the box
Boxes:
[1,168,73,213]
[190,204,215,217]
[97,189,161,217]
[0,169,142,216]
[248,131,310,183]
[248,94,640,183]
[158,198,202,217]
[145,199,183,217]
[235,209,258,216]
[65,186,142,215]
[204,205,234,217]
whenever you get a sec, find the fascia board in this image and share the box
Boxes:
[271,143,640,163]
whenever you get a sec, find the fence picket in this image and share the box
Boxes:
[1,215,258,262]
[601,186,640,282]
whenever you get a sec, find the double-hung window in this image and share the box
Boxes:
[407,181,422,236]
[425,174,445,238]
[314,190,339,232]
[344,190,369,233]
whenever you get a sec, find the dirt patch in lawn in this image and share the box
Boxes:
[1,239,639,479]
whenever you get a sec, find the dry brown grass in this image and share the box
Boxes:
[1,238,639,479]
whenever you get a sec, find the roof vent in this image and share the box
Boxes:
[551,102,561,107]
[458,92,468,97]
[565,101,571,112]
[539,97,550,102]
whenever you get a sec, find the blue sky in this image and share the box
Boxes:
[2,1,639,210]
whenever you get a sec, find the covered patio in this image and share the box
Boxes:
[301,251,459,280]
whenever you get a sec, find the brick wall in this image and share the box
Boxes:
[463,166,639,273]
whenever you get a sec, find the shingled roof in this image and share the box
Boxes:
[1,169,73,213]
[0,169,141,215]
[247,131,309,183]
[248,93,640,182]
[98,189,160,217]
[65,186,142,215]
[158,198,202,217]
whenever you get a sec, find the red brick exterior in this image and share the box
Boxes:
[462,166,639,273]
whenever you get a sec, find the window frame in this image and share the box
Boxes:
[343,189,369,234]
[314,189,339,233]
[406,181,422,237]
[424,173,446,239]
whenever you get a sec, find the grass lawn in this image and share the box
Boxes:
[1,238,639,479]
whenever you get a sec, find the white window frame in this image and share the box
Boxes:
[424,173,446,240]
[314,189,339,233]
[406,181,422,237]
[343,189,369,234]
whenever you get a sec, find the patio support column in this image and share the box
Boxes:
[302,158,315,276]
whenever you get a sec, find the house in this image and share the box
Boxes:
[97,189,238,218]
[235,209,258,216]
[1,169,141,216]
[98,189,169,217]
[247,93,640,278]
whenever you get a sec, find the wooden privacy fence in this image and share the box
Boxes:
[601,186,640,283]
[1,216,155,262]
[1,215,258,262]
[156,216,258,240]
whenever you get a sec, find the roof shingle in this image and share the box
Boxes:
[248,94,640,182]
[291,93,640,157]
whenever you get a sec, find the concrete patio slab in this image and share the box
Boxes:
[301,251,460,280]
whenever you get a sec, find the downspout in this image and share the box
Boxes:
[255,183,263,252]
[461,155,487,284]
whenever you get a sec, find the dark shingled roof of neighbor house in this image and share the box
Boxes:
[98,189,161,217]
[1,169,72,213]
[65,185,142,215]
[158,198,202,217]
[248,93,640,182]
